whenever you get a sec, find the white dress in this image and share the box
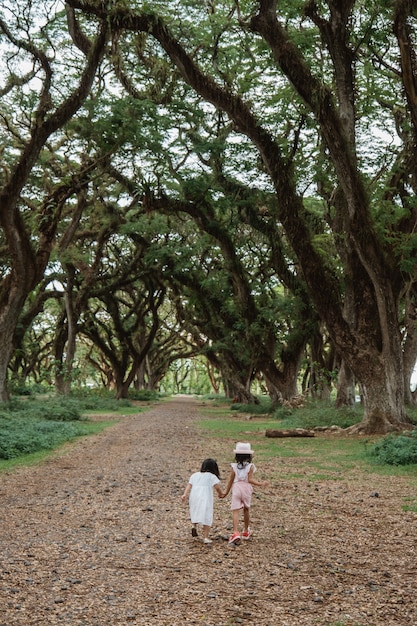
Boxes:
[188,471,220,526]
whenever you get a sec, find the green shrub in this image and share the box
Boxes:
[0,398,84,459]
[0,398,83,421]
[69,394,130,412]
[128,389,160,402]
[69,388,161,408]
[0,392,134,462]
[0,418,84,459]
[29,400,82,421]
[272,402,361,429]
[272,405,297,419]
[230,398,272,414]
[9,383,50,396]
[370,430,417,465]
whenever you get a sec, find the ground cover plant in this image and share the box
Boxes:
[235,397,417,464]
[198,413,372,482]
[0,391,154,467]
[0,417,92,460]
[370,430,417,466]
[198,398,417,475]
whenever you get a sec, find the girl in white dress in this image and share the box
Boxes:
[181,458,225,544]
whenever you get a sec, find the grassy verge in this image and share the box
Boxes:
[0,419,115,472]
[0,391,155,472]
[196,400,417,482]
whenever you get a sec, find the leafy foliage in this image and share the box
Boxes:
[272,402,362,429]
[370,431,417,466]
[230,398,273,414]
[0,397,85,420]
[0,393,134,460]
[0,417,85,460]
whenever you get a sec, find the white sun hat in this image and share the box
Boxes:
[233,442,254,455]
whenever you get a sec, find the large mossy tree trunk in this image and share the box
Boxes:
[354,373,407,434]
[0,288,31,401]
[335,359,356,408]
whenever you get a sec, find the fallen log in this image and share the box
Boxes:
[265,428,315,438]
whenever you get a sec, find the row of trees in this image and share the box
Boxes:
[1,0,417,432]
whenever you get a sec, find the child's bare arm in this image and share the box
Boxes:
[214,483,226,498]
[181,483,192,502]
[222,471,235,497]
[248,467,268,487]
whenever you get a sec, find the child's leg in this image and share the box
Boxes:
[243,506,250,531]
[232,508,240,533]
[202,525,210,539]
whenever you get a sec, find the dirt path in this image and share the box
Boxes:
[1,397,417,625]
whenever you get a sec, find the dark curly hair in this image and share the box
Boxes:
[200,458,220,478]
[235,453,252,468]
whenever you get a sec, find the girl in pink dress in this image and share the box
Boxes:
[181,458,225,544]
[223,442,268,544]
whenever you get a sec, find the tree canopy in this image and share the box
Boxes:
[1,0,417,432]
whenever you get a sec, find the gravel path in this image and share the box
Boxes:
[1,397,417,625]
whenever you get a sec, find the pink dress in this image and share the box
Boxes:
[230,462,256,510]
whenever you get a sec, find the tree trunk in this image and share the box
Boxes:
[206,361,220,394]
[262,376,283,409]
[335,359,356,408]
[0,300,26,401]
[224,375,259,404]
[348,358,409,434]
[233,386,259,404]
[116,382,130,400]
[134,360,146,390]
[257,335,305,405]
[262,367,301,407]
[402,287,417,405]
[55,290,77,396]
[114,366,129,399]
